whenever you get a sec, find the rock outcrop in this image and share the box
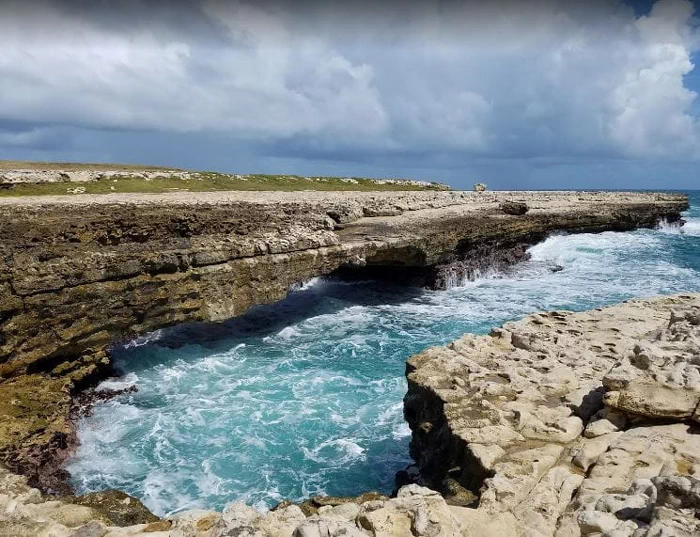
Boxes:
[602,308,700,421]
[0,191,685,382]
[500,200,529,215]
[3,294,700,536]
[404,293,700,536]
[0,468,484,537]
[0,188,690,533]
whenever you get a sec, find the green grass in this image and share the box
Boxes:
[0,160,179,172]
[0,169,449,197]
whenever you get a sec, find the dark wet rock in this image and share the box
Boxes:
[69,489,159,526]
[499,201,529,215]
[0,374,74,495]
[430,241,531,290]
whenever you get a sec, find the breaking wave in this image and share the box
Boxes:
[68,192,700,516]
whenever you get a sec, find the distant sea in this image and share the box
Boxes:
[68,191,700,516]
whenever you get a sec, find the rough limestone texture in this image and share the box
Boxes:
[2,294,700,536]
[0,468,487,537]
[404,293,700,536]
[603,307,700,421]
[0,190,690,533]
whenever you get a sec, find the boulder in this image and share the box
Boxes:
[499,201,529,215]
[603,308,700,421]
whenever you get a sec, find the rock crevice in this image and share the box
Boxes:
[404,293,700,536]
[0,189,692,536]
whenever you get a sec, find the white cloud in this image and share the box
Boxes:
[606,0,700,157]
[0,0,698,161]
[0,0,389,142]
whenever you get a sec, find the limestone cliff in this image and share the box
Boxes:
[2,294,699,537]
[0,190,688,492]
[0,191,686,380]
[404,293,700,536]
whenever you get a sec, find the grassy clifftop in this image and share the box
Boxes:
[0,161,449,195]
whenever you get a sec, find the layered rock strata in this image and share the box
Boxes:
[0,190,687,491]
[2,294,699,536]
[0,190,685,378]
[404,293,700,536]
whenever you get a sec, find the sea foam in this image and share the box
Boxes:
[68,195,700,516]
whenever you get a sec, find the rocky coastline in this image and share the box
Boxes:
[2,293,699,536]
[404,292,700,536]
[0,189,692,536]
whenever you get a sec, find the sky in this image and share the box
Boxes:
[1,0,699,190]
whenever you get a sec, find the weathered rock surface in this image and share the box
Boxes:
[500,200,529,215]
[2,294,700,536]
[404,293,700,536]
[0,466,477,537]
[0,190,685,381]
[0,189,691,534]
[603,308,700,421]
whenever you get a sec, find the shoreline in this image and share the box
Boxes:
[0,189,692,535]
[2,292,699,536]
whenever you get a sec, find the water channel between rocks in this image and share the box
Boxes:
[67,193,700,516]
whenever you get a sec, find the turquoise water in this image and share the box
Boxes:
[68,192,700,516]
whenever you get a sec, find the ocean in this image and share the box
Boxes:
[67,191,700,516]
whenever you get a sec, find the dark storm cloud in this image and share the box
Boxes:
[0,0,699,188]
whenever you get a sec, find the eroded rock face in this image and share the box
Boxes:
[603,308,700,421]
[0,191,685,381]
[0,191,685,487]
[2,294,700,536]
[404,293,700,537]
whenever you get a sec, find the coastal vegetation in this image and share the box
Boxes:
[0,161,449,196]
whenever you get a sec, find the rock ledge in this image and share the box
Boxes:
[2,294,700,536]
[405,292,700,536]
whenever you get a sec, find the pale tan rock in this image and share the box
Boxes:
[318,503,360,521]
[293,518,366,537]
[452,507,525,536]
[583,409,627,438]
[572,432,622,472]
[480,444,565,512]
[603,311,700,420]
[358,485,468,537]
[511,465,584,537]
[406,295,700,537]
[557,424,700,537]
[468,443,506,470]
[70,521,108,537]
